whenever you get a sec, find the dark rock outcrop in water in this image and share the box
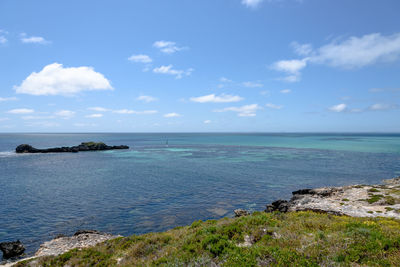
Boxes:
[265,200,290,213]
[0,240,25,259]
[15,142,129,154]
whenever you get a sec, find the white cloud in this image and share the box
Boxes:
[0,29,8,44]
[369,88,400,93]
[74,123,97,127]
[15,63,113,96]
[21,115,55,120]
[153,65,193,79]
[0,118,9,122]
[282,75,301,82]
[311,33,400,68]
[20,33,50,44]
[327,103,397,113]
[327,102,400,114]
[136,95,158,103]
[220,77,233,83]
[242,81,263,88]
[329,103,347,112]
[86,113,103,118]
[0,36,7,44]
[7,108,34,114]
[242,0,263,8]
[291,42,313,56]
[217,77,233,88]
[280,89,291,94]
[214,104,261,117]
[113,109,158,115]
[0,97,17,102]
[164,112,181,118]
[190,94,243,103]
[265,103,283,109]
[55,110,75,118]
[87,107,157,115]
[274,33,400,82]
[87,107,109,112]
[128,54,152,63]
[204,120,211,124]
[153,40,185,54]
[272,59,307,74]
[272,59,307,82]
[368,103,398,111]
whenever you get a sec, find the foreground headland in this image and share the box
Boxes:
[2,177,400,266]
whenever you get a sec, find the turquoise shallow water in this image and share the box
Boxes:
[0,133,400,259]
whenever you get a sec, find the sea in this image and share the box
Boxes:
[0,133,400,257]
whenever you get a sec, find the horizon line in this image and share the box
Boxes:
[1,131,400,134]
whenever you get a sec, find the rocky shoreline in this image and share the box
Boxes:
[15,142,129,154]
[2,177,400,266]
[264,176,400,218]
[0,231,119,266]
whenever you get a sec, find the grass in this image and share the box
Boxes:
[16,211,400,267]
[368,188,381,193]
[385,196,397,205]
[366,194,384,204]
[389,189,400,196]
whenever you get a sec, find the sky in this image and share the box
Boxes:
[1,0,400,132]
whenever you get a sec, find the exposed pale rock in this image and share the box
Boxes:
[237,235,252,248]
[266,177,400,219]
[35,231,119,257]
[234,209,250,217]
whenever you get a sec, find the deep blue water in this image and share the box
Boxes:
[1,133,400,258]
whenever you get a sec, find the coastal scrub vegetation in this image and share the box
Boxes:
[17,211,400,266]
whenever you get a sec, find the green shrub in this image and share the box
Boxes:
[20,211,400,266]
[368,188,380,193]
[367,194,383,204]
[201,234,231,256]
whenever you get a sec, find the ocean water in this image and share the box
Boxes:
[1,133,400,258]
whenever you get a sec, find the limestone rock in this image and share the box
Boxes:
[265,177,400,219]
[234,209,250,217]
[35,231,119,257]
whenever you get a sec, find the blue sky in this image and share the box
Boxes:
[1,0,400,132]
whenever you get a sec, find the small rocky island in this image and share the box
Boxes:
[15,142,129,154]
